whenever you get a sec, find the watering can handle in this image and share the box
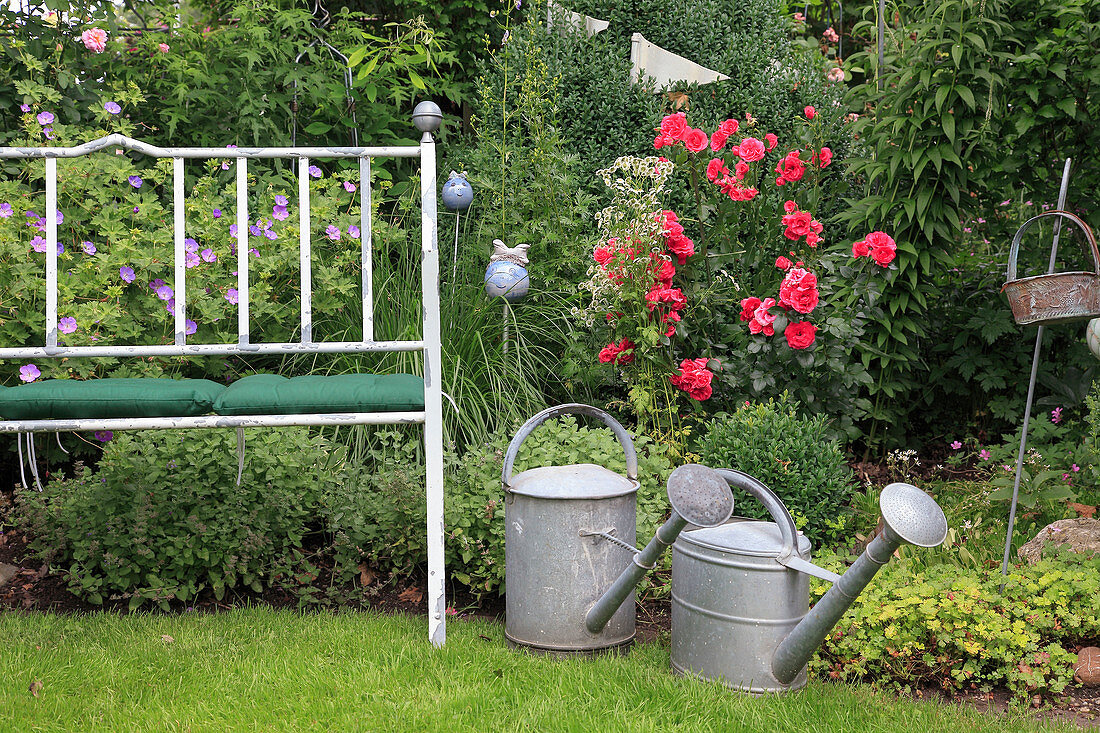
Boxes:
[502,403,639,489]
[715,468,802,561]
[1006,210,1099,283]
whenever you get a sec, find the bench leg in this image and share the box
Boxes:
[421,128,446,647]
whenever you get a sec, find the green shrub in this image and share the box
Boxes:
[697,393,854,543]
[327,417,674,598]
[478,0,848,190]
[15,428,343,608]
[0,0,463,153]
[809,551,1099,700]
[324,429,428,579]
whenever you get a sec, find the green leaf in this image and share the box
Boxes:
[1055,97,1077,117]
[303,122,332,135]
[408,70,427,90]
[935,85,950,112]
[942,113,955,143]
[956,85,976,109]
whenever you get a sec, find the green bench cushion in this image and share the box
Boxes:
[212,373,425,415]
[0,378,226,420]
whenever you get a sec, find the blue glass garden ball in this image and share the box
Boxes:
[442,175,474,212]
[485,260,529,302]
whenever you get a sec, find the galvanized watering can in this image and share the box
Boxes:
[1003,210,1100,325]
[503,405,734,655]
[671,467,948,693]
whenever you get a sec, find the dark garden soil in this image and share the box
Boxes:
[1,479,1097,728]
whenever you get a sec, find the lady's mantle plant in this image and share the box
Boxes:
[577,155,715,436]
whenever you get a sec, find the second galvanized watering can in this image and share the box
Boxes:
[672,467,948,693]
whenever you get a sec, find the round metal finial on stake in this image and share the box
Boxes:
[413,101,443,136]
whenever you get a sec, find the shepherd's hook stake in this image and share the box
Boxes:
[1000,157,1073,588]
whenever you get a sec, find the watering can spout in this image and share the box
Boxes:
[770,483,948,685]
[585,465,733,635]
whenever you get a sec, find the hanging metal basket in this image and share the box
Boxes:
[1003,210,1100,326]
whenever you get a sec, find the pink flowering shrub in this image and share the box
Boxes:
[578,156,715,436]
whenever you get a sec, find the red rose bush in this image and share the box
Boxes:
[641,108,900,423]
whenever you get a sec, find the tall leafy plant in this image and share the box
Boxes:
[840,0,1016,449]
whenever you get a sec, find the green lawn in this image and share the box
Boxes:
[0,609,1072,732]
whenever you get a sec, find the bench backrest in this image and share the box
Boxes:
[0,130,440,362]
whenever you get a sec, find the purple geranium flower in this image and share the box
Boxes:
[229,224,238,237]
[248,224,261,237]
[0,203,11,217]
[94,430,113,442]
[20,104,31,113]
[58,317,78,334]
[36,111,54,125]
[19,364,40,383]
[325,225,340,241]
[25,210,37,219]
[348,225,360,238]
[184,237,198,253]
[32,218,46,231]
[185,252,200,268]
[149,279,165,289]
[133,206,140,214]
[274,195,288,206]
[272,205,288,221]
[343,181,356,192]
[30,236,46,252]
[213,208,222,218]
[120,266,136,283]
[185,319,197,336]
[225,288,239,304]
[42,127,54,140]
[308,165,322,178]
[249,248,260,258]
[104,101,121,114]
[81,241,96,255]
[201,248,216,262]
[155,284,174,301]
[264,229,277,241]
[128,175,142,188]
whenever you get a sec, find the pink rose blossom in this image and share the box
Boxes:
[737,137,766,162]
[82,28,108,53]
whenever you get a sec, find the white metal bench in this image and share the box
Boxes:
[0,103,448,645]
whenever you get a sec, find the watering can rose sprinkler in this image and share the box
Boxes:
[670,468,949,693]
[502,405,734,655]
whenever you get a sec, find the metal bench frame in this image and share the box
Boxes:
[0,108,448,645]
